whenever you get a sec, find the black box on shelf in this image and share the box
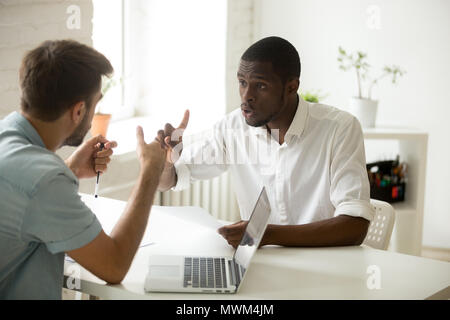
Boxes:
[369,182,406,203]
[366,158,407,203]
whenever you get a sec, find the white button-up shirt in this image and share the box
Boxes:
[173,96,374,224]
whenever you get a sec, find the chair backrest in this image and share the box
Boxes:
[363,199,396,250]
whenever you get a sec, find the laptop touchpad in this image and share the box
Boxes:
[149,265,180,278]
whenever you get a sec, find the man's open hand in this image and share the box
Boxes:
[136,125,167,174]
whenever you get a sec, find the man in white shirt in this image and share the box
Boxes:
[156,36,374,248]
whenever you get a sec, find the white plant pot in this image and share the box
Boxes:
[348,97,378,128]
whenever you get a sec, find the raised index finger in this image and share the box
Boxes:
[136,126,146,146]
[177,109,190,129]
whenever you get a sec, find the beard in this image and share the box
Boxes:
[63,109,91,147]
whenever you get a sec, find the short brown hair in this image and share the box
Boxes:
[19,40,113,121]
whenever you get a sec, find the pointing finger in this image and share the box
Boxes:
[177,109,190,129]
[136,126,145,146]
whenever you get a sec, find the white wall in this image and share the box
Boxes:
[254,0,450,249]
[0,0,93,119]
[3,0,446,249]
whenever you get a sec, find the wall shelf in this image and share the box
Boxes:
[363,127,428,256]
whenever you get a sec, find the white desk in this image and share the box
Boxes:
[64,195,450,300]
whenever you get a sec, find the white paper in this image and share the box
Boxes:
[79,194,226,249]
[151,206,224,230]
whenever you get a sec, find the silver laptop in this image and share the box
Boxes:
[144,187,271,293]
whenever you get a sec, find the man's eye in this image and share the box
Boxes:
[238,80,247,87]
[257,83,267,89]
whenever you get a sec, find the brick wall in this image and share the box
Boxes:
[0,0,93,119]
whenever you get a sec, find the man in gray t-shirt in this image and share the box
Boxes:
[0,40,167,299]
[0,112,104,299]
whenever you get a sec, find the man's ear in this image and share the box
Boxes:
[69,101,86,125]
[286,78,300,94]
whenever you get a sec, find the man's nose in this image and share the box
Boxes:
[242,85,255,103]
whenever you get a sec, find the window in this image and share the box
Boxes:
[92,0,227,133]
[92,0,132,120]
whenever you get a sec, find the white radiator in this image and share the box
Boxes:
[98,170,240,223]
[156,172,240,222]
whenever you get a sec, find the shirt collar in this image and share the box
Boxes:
[4,111,47,148]
[285,95,308,138]
[248,94,308,138]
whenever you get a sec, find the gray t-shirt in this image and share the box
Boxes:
[0,112,102,299]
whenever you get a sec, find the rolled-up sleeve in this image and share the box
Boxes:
[329,117,374,222]
[172,160,193,191]
[21,173,102,254]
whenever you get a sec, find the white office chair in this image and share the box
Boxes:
[363,199,396,250]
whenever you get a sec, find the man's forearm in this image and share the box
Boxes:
[64,158,79,178]
[261,215,369,247]
[109,164,163,275]
[157,162,177,191]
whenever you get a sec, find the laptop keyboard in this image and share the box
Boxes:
[183,257,228,288]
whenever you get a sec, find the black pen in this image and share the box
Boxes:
[94,142,105,198]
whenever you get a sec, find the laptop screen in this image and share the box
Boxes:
[233,187,271,270]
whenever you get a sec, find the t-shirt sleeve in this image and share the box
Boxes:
[21,173,102,254]
[329,117,375,222]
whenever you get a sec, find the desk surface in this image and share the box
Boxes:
[64,195,450,300]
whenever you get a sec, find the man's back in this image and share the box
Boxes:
[0,112,101,299]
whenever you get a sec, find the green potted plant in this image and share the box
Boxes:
[300,89,328,103]
[338,46,405,128]
[91,76,118,138]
